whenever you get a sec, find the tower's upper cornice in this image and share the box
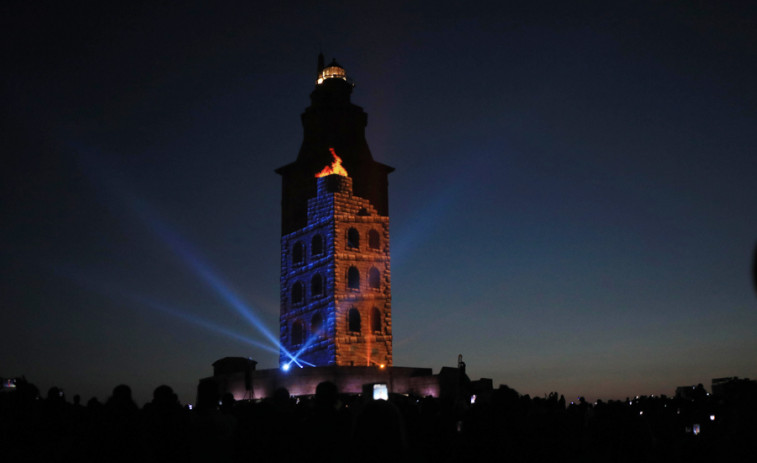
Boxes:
[275,54,393,235]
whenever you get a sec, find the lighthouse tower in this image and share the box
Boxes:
[201,56,476,401]
[276,56,394,369]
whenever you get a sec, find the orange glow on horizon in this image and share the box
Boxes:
[315,148,348,178]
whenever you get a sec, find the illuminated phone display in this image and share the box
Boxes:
[373,383,388,400]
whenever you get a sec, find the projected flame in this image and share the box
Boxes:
[315,148,348,178]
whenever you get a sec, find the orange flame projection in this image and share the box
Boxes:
[315,148,348,178]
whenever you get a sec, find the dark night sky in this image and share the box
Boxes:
[3,1,756,405]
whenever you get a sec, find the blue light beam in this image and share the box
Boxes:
[72,147,293,361]
[131,295,280,355]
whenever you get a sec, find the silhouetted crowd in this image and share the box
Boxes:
[1,378,756,462]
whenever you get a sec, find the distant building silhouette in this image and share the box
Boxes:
[712,376,757,400]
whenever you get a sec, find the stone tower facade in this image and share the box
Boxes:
[277,56,394,369]
[280,173,392,368]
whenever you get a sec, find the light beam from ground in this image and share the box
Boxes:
[138,214,300,363]
[130,295,279,354]
[45,261,275,354]
[73,147,296,364]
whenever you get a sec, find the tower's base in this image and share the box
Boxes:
[200,361,483,401]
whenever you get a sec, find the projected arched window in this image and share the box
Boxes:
[369,229,380,250]
[293,241,304,264]
[311,313,323,335]
[311,234,323,256]
[348,308,361,333]
[311,273,323,297]
[292,282,304,304]
[368,267,380,289]
[347,227,360,249]
[292,320,304,345]
[347,266,360,290]
[371,307,381,333]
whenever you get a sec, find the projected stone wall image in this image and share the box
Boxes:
[280,173,392,368]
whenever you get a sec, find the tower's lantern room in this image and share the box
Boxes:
[316,57,351,86]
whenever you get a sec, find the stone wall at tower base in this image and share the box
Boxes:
[200,364,483,401]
